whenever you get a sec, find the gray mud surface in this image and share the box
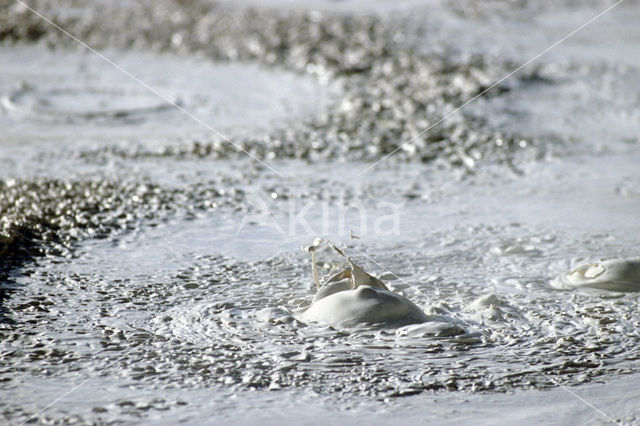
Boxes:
[1,0,640,424]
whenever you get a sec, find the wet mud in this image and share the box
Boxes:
[1,0,640,424]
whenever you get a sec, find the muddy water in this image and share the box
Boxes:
[1,1,640,424]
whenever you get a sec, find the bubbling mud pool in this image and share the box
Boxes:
[2,0,640,424]
[4,170,640,423]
